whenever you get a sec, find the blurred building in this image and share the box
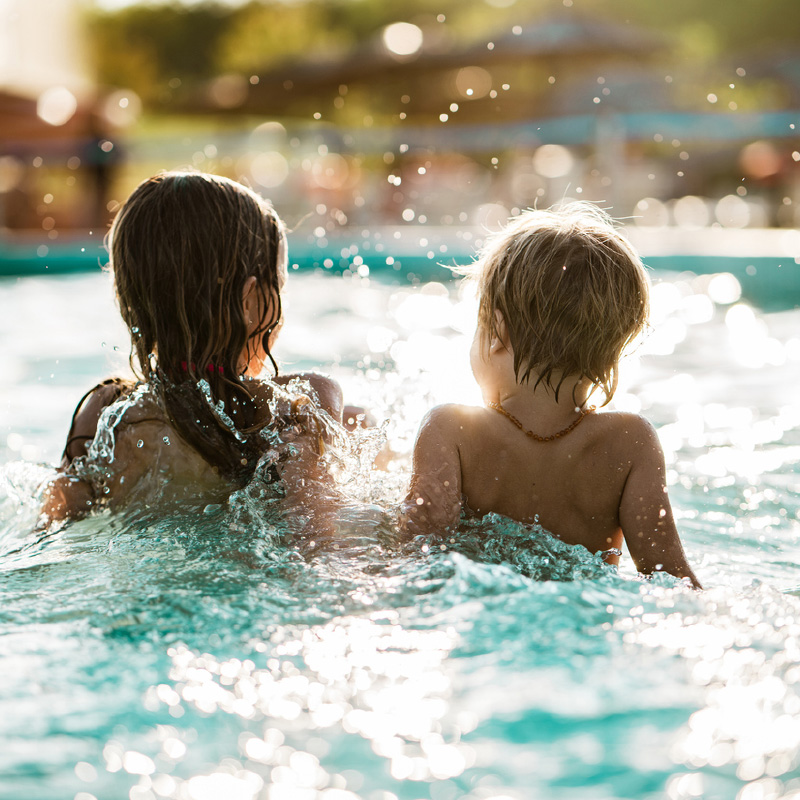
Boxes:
[0,0,123,231]
[1,2,798,237]
[181,12,799,229]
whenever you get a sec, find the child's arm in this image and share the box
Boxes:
[41,381,128,524]
[59,380,129,466]
[41,474,95,522]
[274,372,343,423]
[275,372,372,433]
[619,417,701,588]
[401,406,463,536]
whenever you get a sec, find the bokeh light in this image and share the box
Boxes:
[36,86,77,126]
[673,195,710,229]
[250,151,290,188]
[382,22,423,57]
[101,89,142,128]
[454,66,493,99]
[715,194,751,228]
[739,140,782,180]
[635,197,670,227]
[532,144,574,179]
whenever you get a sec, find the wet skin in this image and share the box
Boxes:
[403,316,701,588]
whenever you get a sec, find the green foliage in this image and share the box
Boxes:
[600,0,800,54]
[87,3,233,101]
[217,1,350,74]
[85,0,800,111]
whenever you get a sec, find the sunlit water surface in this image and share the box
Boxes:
[1,267,800,800]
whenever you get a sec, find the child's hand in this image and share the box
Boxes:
[40,474,94,523]
[289,394,327,454]
[274,372,343,423]
[342,405,374,431]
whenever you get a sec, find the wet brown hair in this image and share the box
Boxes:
[469,202,649,404]
[109,170,285,482]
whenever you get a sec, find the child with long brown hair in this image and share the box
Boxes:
[402,202,701,587]
[44,171,343,520]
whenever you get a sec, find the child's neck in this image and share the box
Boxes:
[487,374,593,422]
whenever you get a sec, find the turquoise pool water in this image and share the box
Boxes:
[1,268,800,800]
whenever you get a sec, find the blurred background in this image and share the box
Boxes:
[1,0,799,289]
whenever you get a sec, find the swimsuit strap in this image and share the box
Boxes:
[61,378,131,464]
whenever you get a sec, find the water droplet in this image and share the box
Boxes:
[137,439,144,448]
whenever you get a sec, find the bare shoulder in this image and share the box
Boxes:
[572,411,665,487]
[419,403,482,435]
[411,404,487,472]
[589,410,661,450]
[289,371,342,400]
[108,417,229,507]
[62,378,133,464]
[273,371,343,420]
[592,409,657,433]
[411,404,482,462]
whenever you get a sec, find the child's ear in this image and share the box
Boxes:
[243,277,281,335]
[242,276,259,332]
[490,310,511,353]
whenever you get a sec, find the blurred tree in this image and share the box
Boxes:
[86,0,800,111]
[217,1,350,75]
[598,0,800,55]
[216,0,481,77]
[88,4,233,102]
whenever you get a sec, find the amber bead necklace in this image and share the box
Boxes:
[487,401,595,442]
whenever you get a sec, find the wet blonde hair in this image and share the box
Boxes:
[469,202,649,404]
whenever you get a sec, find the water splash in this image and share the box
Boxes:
[0,460,55,549]
[86,384,149,465]
[197,378,246,443]
[443,512,615,582]
[3,271,800,799]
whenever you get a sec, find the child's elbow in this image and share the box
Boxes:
[40,474,94,524]
[398,499,438,539]
[400,486,461,538]
[307,374,344,421]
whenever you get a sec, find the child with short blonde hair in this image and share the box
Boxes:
[403,202,700,587]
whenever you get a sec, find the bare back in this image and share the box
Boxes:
[43,372,344,522]
[457,407,632,554]
[43,384,233,519]
[404,404,699,586]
